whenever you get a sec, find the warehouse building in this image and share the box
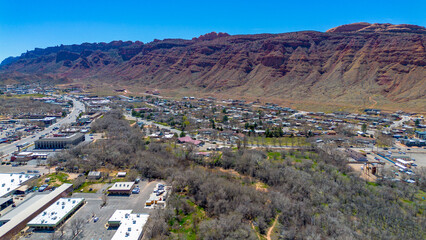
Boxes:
[108,210,133,227]
[0,173,36,197]
[27,198,85,230]
[108,210,149,240]
[0,184,73,240]
[87,171,101,180]
[108,182,135,195]
[0,195,46,227]
[35,133,85,149]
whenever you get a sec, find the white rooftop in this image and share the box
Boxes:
[108,210,132,223]
[0,173,35,197]
[0,184,73,238]
[109,182,135,191]
[109,210,149,240]
[16,152,33,156]
[27,198,84,227]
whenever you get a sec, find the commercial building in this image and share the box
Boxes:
[10,152,47,162]
[0,184,73,240]
[0,195,46,227]
[400,138,426,147]
[35,133,85,149]
[27,198,85,230]
[0,173,36,197]
[40,117,56,126]
[108,182,135,195]
[108,210,149,240]
[108,210,133,227]
[10,152,33,162]
[87,171,101,180]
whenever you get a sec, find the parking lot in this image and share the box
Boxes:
[22,180,160,240]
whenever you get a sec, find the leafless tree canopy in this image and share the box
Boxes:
[0,97,62,117]
[51,111,425,240]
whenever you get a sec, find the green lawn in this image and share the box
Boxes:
[248,137,310,146]
[154,121,170,127]
[2,93,46,98]
[169,200,209,239]
[39,172,71,187]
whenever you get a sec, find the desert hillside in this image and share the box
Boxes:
[1,23,425,111]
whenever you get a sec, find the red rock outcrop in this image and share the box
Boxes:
[1,23,425,110]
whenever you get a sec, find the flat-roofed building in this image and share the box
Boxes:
[108,182,135,195]
[108,210,133,227]
[87,171,101,180]
[27,198,85,230]
[0,195,46,227]
[0,184,73,240]
[108,210,149,240]
[10,152,33,162]
[35,133,85,149]
[41,117,56,126]
[0,173,36,197]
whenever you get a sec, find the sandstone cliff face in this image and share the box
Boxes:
[1,23,425,110]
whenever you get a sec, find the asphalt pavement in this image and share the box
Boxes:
[0,96,85,158]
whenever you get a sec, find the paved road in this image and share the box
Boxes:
[125,114,182,135]
[390,115,411,128]
[0,96,85,158]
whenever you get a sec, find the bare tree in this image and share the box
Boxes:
[70,218,85,237]
[101,194,108,207]
[59,223,67,238]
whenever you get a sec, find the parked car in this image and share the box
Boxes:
[38,184,48,192]
[132,188,140,194]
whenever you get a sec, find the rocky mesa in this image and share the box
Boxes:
[1,23,425,111]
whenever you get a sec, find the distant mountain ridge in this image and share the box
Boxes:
[1,23,425,110]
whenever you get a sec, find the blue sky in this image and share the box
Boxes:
[1,0,425,62]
